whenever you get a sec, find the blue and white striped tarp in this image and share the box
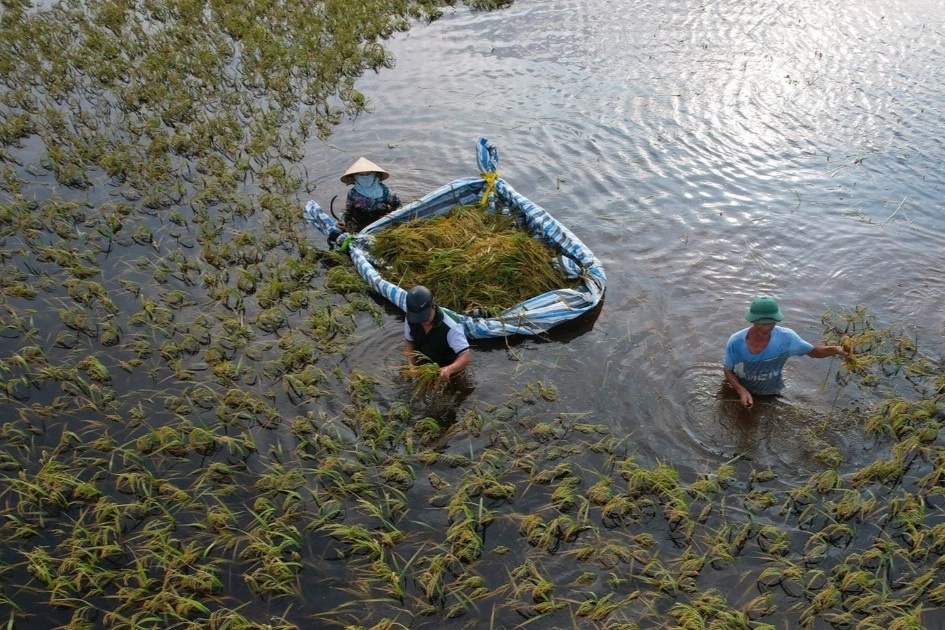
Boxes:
[303,138,606,339]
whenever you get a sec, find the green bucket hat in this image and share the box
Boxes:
[745,296,783,324]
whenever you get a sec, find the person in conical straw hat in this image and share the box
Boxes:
[338,156,401,233]
[723,296,848,410]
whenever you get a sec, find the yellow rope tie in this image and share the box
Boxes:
[479,172,499,206]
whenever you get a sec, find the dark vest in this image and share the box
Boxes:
[408,308,460,367]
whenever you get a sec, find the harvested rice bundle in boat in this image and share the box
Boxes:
[303,137,607,338]
[371,204,579,316]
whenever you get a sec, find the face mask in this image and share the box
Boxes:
[353,173,382,198]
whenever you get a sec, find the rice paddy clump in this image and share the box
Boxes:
[370,204,581,316]
[400,361,444,397]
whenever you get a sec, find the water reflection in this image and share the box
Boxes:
[674,363,861,479]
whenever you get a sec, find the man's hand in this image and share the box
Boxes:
[724,368,753,409]
[739,388,754,409]
[809,344,850,359]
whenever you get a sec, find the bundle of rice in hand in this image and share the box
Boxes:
[399,361,444,397]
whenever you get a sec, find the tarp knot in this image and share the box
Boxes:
[479,171,499,206]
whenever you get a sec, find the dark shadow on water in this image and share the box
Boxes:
[471,297,605,354]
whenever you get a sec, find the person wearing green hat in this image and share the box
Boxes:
[723,296,847,409]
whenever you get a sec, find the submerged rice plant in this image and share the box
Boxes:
[0,0,943,623]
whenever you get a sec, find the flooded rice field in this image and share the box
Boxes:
[2,0,945,627]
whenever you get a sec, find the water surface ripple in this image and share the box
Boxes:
[314,0,945,478]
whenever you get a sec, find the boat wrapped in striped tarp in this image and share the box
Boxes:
[303,138,606,339]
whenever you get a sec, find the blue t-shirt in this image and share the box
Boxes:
[724,326,814,395]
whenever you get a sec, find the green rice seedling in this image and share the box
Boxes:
[461,467,513,503]
[325,265,369,294]
[348,369,378,405]
[927,580,945,606]
[838,567,879,595]
[799,581,841,627]
[446,515,483,563]
[574,591,623,621]
[702,526,737,571]
[586,475,614,506]
[541,514,588,552]
[417,551,460,603]
[379,458,415,489]
[412,416,442,444]
[754,524,790,559]
[530,461,573,485]
[551,476,581,512]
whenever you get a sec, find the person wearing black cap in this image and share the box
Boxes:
[404,286,470,379]
[724,296,847,409]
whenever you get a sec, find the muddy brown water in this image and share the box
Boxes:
[314,0,945,482]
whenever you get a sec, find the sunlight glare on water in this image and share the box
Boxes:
[313,0,945,479]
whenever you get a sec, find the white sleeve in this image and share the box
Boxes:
[446,326,469,355]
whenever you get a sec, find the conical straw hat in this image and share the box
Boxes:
[340,157,389,184]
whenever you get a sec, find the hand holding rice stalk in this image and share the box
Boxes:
[400,359,445,397]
